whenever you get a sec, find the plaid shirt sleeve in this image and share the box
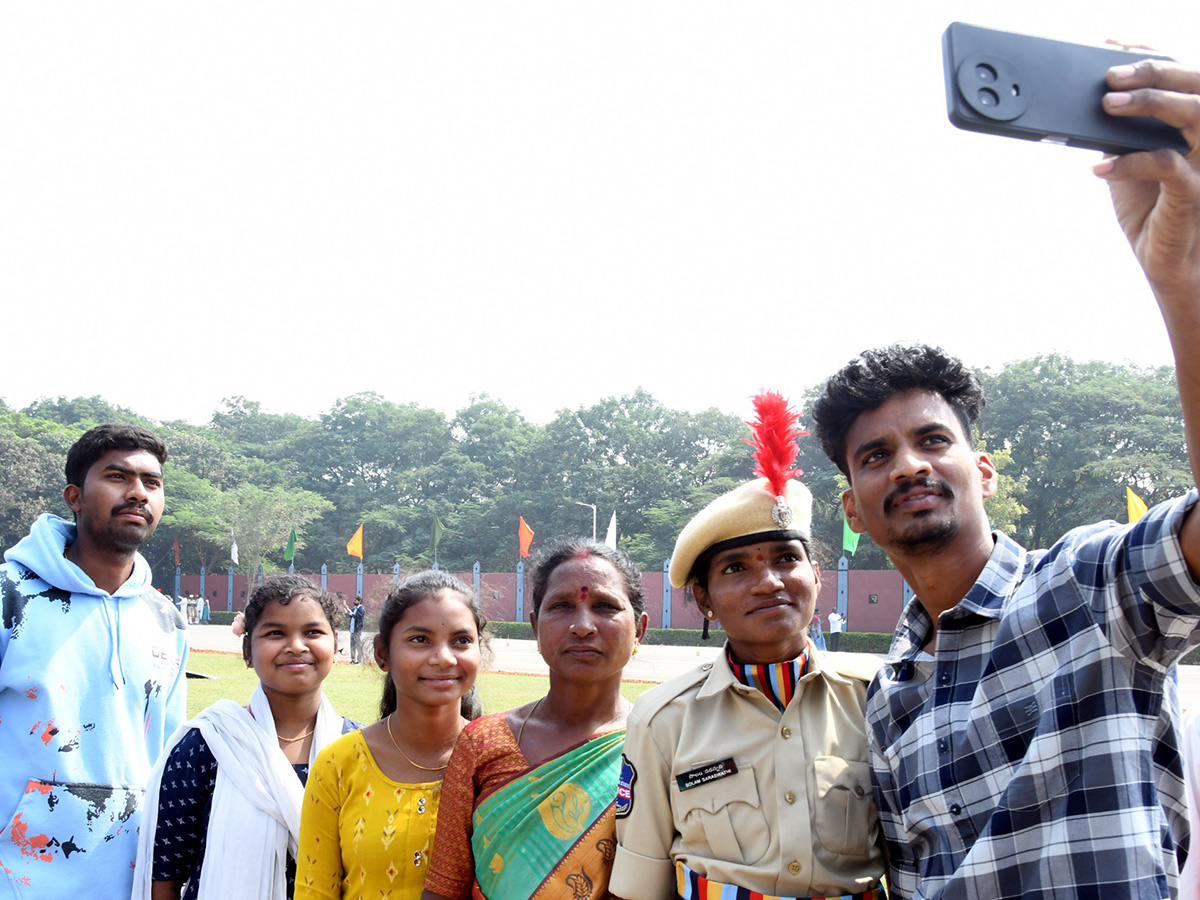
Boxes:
[869,490,1200,900]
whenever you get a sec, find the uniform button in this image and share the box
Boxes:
[937,739,947,753]
[950,804,962,815]
[781,727,792,739]
[788,861,801,875]
[854,785,865,797]
[784,791,796,804]
[702,663,712,671]
[939,671,951,684]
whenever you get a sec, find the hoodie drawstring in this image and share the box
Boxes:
[99,594,127,689]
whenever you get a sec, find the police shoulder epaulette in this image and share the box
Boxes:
[630,663,712,722]
[822,651,886,684]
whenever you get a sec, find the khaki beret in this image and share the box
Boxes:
[668,476,813,588]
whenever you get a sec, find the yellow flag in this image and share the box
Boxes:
[1127,487,1148,524]
[346,524,364,559]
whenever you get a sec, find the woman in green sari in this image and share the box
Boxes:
[422,538,649,900]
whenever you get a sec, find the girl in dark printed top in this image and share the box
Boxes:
[133,575,360,900]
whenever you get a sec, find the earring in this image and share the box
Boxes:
[632,641,640,657]
[705,610,715,620]
[535,641,541,653]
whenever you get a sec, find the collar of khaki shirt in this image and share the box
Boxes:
[694,640,875,701]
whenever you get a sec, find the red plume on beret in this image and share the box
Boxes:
[745,390,808,498]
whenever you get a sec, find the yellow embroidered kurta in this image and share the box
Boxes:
[296,728,442,900]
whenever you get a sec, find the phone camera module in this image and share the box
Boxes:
[958,53,1030,122]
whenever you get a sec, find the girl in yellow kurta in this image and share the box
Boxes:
[296,571,489,900]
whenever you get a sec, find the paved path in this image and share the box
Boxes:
[184,623,1200,709]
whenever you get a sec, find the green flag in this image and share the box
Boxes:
[431,512,446,554]
[283,529,297,562]
[842,517,861,556]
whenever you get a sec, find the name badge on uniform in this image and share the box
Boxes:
[676,758,737,792]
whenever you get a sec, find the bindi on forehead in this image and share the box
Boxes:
[756,554,764,562]
[580,585,589,598]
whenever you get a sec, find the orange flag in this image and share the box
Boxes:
[347,524,364,559]
[518,517,535,558]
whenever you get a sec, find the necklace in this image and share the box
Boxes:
[387,713,450,772]
[277,727,315,744]
[516,696,544,746]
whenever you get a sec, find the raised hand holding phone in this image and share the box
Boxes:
[942,22,1187,154]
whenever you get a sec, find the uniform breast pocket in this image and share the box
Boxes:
[672,765,769,865]
[813,756,875,856]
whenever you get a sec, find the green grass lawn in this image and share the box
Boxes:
[185,651,655,723]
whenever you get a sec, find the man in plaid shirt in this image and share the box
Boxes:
[811,61,1200,899]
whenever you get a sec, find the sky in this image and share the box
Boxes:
[3,2,1198,428]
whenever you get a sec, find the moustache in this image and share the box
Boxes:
[112,502,153,525]
[885,477,953,511]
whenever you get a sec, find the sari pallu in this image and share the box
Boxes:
[471,730,624,900]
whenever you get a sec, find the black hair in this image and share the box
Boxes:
[811,343,985,478]
[65,423,168,489]
[529,537,645,617]
[242,574,342,666]
[376,570,491,721]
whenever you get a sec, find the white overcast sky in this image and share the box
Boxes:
[3,2,1198,427]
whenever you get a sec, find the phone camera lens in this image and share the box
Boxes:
[977,88,999,107]
[957,51,1028,122]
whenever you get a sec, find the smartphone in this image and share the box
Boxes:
[942,22,1187,154]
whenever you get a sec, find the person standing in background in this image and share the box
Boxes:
[348,596,366,664]
[828,609,845,651]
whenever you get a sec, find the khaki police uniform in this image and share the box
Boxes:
[610,645,884,900]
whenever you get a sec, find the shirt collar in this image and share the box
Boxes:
[697,639,852,700]
[886,531,1028,665]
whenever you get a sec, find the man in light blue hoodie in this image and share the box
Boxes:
[0,424,189,898]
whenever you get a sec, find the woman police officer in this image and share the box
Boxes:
[609,393,885,900]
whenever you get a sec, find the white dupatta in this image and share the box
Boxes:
[132,685,344,900]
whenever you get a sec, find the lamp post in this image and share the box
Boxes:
[575,501,597,540]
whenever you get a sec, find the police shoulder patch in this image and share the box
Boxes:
[615,753,636,819]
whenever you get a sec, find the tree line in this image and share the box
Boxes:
[0,355,1188,588]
